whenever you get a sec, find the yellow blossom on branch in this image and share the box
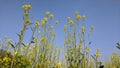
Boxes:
[95,48,101,57]
[113,66,116,68]
[14,51,19,56]
[46,11,50,17]
[40,37,47,43]
[22,5,28,10]
[41,20,45,26]
[22,4,31,10]
[90,26,94,33]
[44,17,48,22]
[75,15,81,21]
[27,4,31,9]
[75,11,79,16]
[75,11,81,20]
[50,14,54,19]
[56,61,62,68]
[7,50,11,54]
[7,39,12,44]
[67,17,71,22]
[25,19,30,24]
[91,26,94,31]
[35,21,40,27]
[69,20,74,25]
[3,56,11,62]
[95,52,101,57]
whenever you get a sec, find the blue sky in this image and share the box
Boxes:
[0,0,120,60]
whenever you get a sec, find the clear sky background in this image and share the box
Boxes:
[0,0,120,61]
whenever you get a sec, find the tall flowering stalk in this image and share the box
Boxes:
[63,11,95,68]
[17,4,31,53]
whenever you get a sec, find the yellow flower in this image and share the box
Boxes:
[82,26,85,34]
[67,17,71,22]
[33,45,36,48]
[7,39,12,44]
[35,21,40,27]
[41,37,47,43]
[25,19,30,24]
[3,56,11,63]
[64,25,67,30]
[75,11,81,20]
[69,20,74,25]
[7,50,10,54]
[22,5,27,10]
[95,48,101,57]
[14,51,18,56]
[76,15,81,21]
[91,26,94,31]
[46,11,50,17]
[113,66,116,68]
[44,17,48,22]
[55,20,59,24]
[0,59,2,62]
[82,15,86,20]
[3,56,11,62]
[95,52,101,57]
[41,20,45,26]
[64,39,70,44]
[56,61,62,68]
[50,14,54,19]
[47,60,51,64]
[75,11,79,16]
[27,4,31,9]
[22,4,31,10]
